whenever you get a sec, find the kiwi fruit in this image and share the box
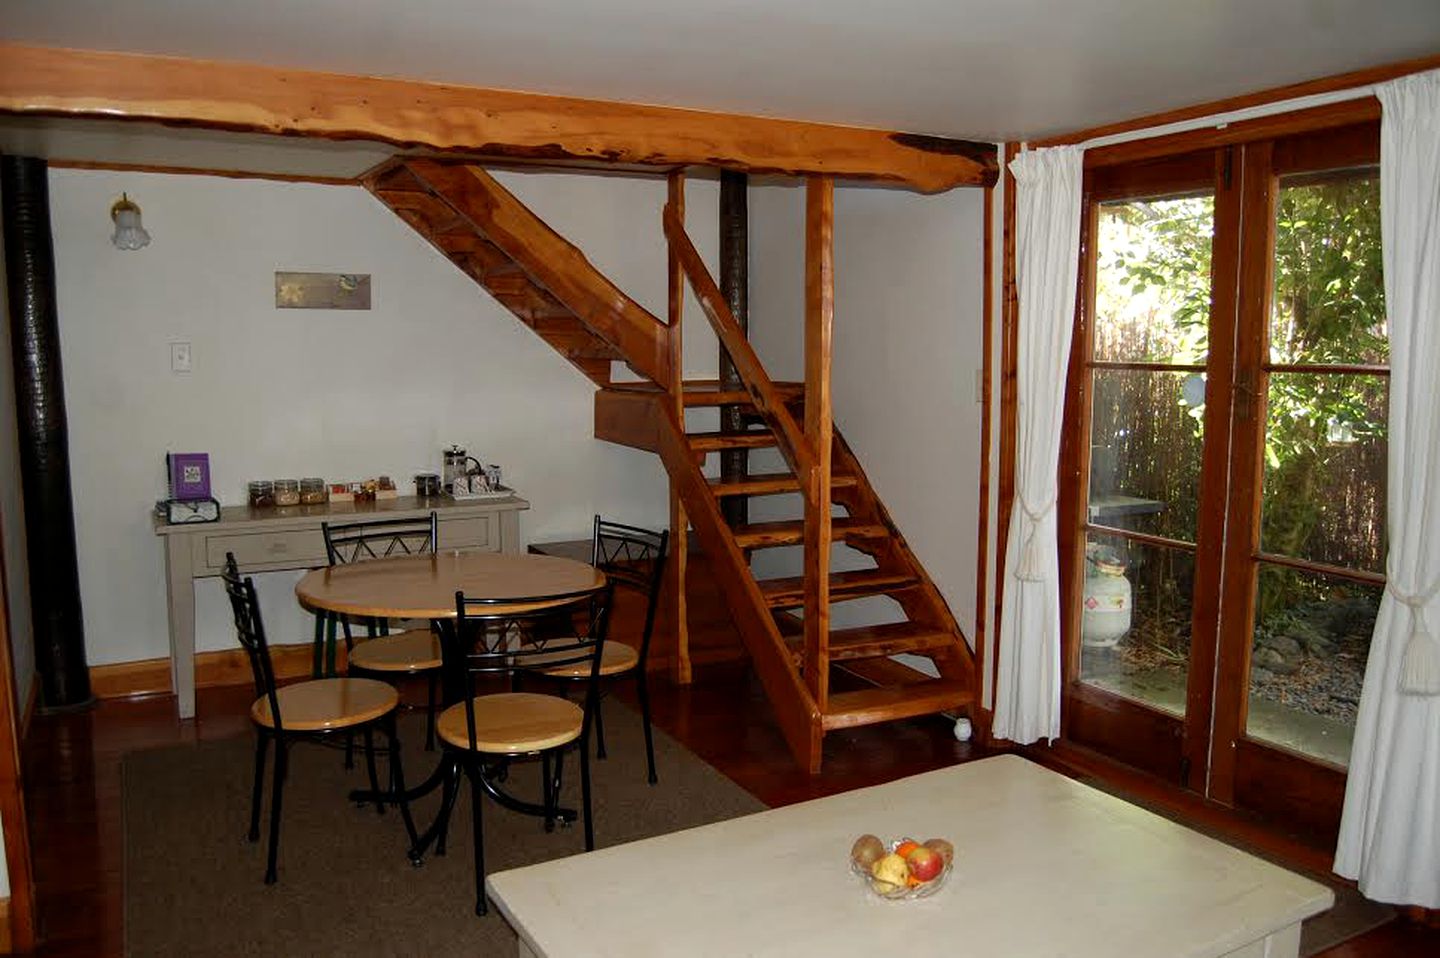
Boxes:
[850,833,885,868]
[922,837,955,864]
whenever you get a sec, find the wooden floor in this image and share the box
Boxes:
[18,662,1437,956]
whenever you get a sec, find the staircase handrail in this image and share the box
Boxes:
[662,202,815,495]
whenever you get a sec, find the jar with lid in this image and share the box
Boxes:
[299,478,327,505]
[273,479,301,507]
[248,480,275,508]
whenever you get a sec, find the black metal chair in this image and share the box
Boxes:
[320,512,442,751]
[221,552,417,884]
[414,584,613,916]
[538,516,668,784]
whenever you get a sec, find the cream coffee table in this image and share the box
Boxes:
[486,754,1332,958]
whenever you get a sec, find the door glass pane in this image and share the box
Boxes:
[1269,170,1385,366]
[1260,372,1387,572]
[1094,195,1214,363]
[1079,531,1194,716]
[1247,565,1381,767]
[1090,369,1205,544]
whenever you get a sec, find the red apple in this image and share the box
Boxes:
[905,845,944,882]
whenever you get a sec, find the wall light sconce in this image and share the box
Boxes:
[110,193,151,250]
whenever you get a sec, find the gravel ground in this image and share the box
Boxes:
[1089,597,1373,724]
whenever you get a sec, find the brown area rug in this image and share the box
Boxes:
[123,700,764,957]
[125,699,1388,957]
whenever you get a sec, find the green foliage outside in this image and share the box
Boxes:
[1093,170,1386,628]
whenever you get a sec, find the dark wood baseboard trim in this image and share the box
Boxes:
[1026,738,1339,878]
[88,642,343,701]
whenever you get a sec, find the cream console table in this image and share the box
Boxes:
[488,755,1333,958]
[152,493,528,719]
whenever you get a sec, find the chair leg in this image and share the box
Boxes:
[311,614,325,678]
[265,739,289,884]
[248,731,270,842]
[425,671,437,752]
[465,763,489,917]
[345,732,355,771]
[593,688,608,760]
[580,738,595,852]
[362,726,384,815]
[435,762,460,858]
[383,714,419,849]
[541,753,554,833]
[325,613,339,677]
[637,670,658,785]
[549,749,566,833]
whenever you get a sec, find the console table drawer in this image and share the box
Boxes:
[204,529,326,571]
[438,515,497,552]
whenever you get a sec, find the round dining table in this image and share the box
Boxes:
[293,549,608,850]
[295,550,606,622]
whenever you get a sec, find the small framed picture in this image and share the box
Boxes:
[167,452,212,501]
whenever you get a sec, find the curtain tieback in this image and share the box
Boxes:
[1387,580,1440,696]
[1016,496,1056,582]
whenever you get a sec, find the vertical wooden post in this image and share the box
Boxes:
[802,176,834,711]
[665,170,692,684]
[718,170,750,528]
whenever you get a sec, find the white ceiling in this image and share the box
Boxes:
[2,0,1438,144]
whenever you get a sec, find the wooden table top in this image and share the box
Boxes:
[294,552,605,620]
[486,755,1333,958]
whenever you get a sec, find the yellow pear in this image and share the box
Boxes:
[870,852,909,888]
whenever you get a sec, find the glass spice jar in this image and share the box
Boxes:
[299,478,327,505]
[247,480,275,508]
[273,479,301,507]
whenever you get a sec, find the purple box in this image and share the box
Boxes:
[167,453,211,501]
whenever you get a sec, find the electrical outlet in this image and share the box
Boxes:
[170,341,192,373]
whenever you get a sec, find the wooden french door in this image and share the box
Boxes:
[1060,121,1384,838]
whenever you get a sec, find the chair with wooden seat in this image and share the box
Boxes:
[539,516,667,784]
[320,512,442,750]
[419,584,613,916]
[221,552,416,884]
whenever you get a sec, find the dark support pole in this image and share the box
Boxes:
[2,155,92,710]
[719,169,749,527]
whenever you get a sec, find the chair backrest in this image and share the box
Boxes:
[591,516,668,662]
[322,512,438,566]
[445,584,615,753]
[221,552,284,730]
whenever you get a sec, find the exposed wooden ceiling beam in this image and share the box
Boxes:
[0,43,997,192]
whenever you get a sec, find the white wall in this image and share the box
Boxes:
[47,167,719,667]
[748,178,987,646]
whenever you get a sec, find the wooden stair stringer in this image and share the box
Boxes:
[653,405,824,773]
[826,424,976,689]
[363,158,673,390]
[406,160,672,389]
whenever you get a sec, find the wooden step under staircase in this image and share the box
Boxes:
[366,159,974,773]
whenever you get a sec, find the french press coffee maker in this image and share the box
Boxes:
[442,444,482,493]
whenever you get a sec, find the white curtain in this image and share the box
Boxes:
[1335,69,1440,909]
[994,145,1084,745]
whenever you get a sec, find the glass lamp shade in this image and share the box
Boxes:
[110,195,151,250]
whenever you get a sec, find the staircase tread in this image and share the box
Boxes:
[687,431,779,451]
[785,621,958,663]
[732,518,889,548]
[757,569,919,607]
[709,472,858,497]
[822,678,973,729]
[596,377,812,403]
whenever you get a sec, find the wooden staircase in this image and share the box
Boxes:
[366,159,975,773]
